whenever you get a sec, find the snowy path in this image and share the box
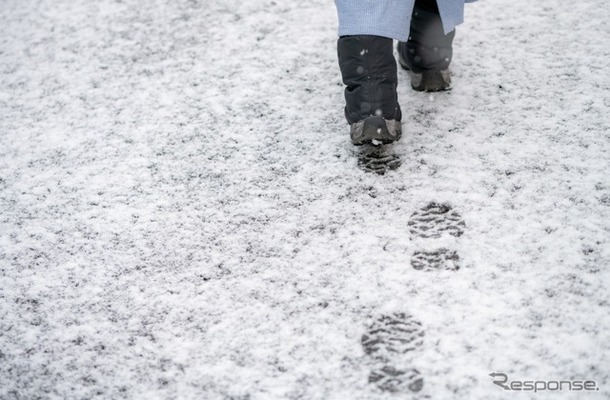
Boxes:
[1,0,609,399]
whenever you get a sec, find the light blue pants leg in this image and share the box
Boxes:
[335,0,474,40]
[334,0,415,41]
[436,1,465,34]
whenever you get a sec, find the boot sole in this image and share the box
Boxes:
[398,57,451,92]
[350,117,402,146]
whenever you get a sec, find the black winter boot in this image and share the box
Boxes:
[397,0,455,91]
[338,35,402,145]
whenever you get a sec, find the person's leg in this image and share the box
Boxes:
[397,0,455,91]
[337,35,401,145]
[334,0,414,145]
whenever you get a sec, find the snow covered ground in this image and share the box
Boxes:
[1,0,609,398]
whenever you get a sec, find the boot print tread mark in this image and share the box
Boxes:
[369,366,424,393]
[361,313,424,393]
[408,202,465,271]
[357,145,401,175]
[407,202,465,238]
[412,248,460,271]
[361,313,424,358]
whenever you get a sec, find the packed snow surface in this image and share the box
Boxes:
[1,0,609,399]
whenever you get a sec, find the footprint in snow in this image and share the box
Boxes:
[357,144,401,175]
[408,202,465,271]
[412,248,460,271]
[361,312,425,393]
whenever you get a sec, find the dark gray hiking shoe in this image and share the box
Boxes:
[350,116,402,146]
[409,69,452,92]
[398,53,452,92]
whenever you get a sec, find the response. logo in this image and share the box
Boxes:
[489,372,600,393]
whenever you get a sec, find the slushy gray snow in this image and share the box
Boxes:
[1,0,609,399]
